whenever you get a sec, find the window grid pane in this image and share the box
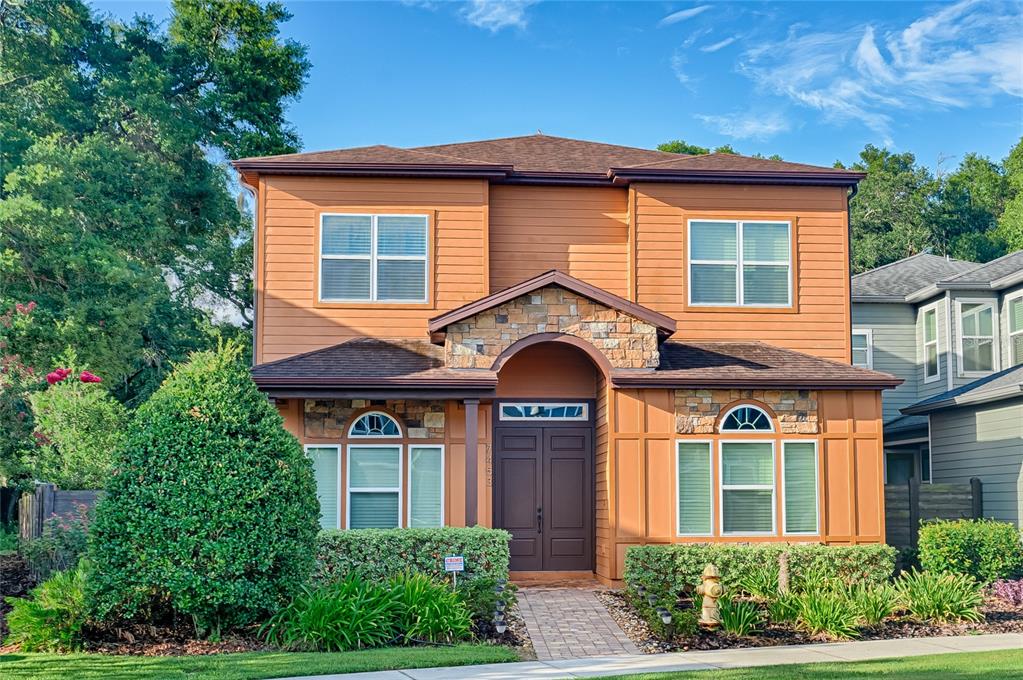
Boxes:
[690,221,737,260]
[924,310,937,343]
[410,447,443,528]
[377,259,427,300]
[691,264,738,304]
[322,259,371,300]
[677,443,712,535]
[783,442,818,534]
[742,222,789,262]
[721,443,774,485]
[349,446,400,488]
[322,215,371,255]
[349,492,400,529]
[742,265,789,305]
[377,216,427,256]
[722,490,773,533]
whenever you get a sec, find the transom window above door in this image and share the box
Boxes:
[320,214,428,303]
[688,220,792,307]
[499,403,588,421]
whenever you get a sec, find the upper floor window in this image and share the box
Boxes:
[957,300,996,375]
[1009,293,1023,367]
[720,405,774,432]
[922,307,940,383]
[688,220,791,307]
[320,214,428,303]
[851,329,873,369]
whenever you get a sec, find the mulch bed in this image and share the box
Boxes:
[596,589,1023,654]
[82,621,268,656]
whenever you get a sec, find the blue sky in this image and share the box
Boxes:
[93,1,1022,169]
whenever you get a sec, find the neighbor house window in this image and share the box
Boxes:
[852,329,873,369]
[958,300,996,375]
[346,444,402,529]
[306,445,340,529]
[409,446,444,527]
[720,442,775,534]
[1009,294,1023,367]
[922,307,940,383]
[688,220,791,307]
[782,441,818,534]
[676,441,713,536]
[320,214,428,302]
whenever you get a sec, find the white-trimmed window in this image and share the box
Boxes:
[346,444,402,529]
[957,300,997,375]
[306,445,340,529]
[852,329,873,369]
[676,441,713,536]
[782,441,818,535]
[499,403,588,421]
[720,405,774,432]
[320,214,428,302]
[409,445,444,528]
[720,442,775,535]
[349,412,402,438]
[688,220,792,307]
[922,306,940,383]
[1008,293,1023,367]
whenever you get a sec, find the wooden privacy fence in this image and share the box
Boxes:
[885,477,982,551]
[18,483,102,540]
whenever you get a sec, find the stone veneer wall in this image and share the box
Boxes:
[304,399,446,439]
[675,389,819,434]
[444,285,660,369]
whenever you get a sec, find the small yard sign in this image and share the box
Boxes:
[444,554,465,588]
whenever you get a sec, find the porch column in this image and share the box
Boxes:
[464,398,479,526]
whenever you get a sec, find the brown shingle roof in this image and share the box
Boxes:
[614,341,901,389]
[233,134,864,186]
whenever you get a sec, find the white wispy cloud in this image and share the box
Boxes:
[671,50,694,86]
[695,111,791,140]
[460,0,538,32]
[659,5,711,28]
[736,0,1023,145]
[700,36,737,53]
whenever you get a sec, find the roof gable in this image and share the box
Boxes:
[427,270,676,339]
[852,253,978,300]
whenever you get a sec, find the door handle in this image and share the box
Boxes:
[537,506,543,534]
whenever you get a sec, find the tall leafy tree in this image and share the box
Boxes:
[928,153,1010,262]
[0,0,309,407]
[994,138,1023,251]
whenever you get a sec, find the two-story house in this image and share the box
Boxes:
[852,251,1023,526]
[233,134,898,583]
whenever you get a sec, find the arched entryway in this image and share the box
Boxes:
[492,338,602,572]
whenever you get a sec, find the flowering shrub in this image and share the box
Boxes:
[20,504,91,580]
[29,352,126,489]
[993,579,1023,606]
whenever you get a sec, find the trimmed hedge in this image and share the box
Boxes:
[315,527,511,584]
[918,519,1023,583]
[624,543,897,599]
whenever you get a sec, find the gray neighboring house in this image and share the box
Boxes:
[851,251,1023,513]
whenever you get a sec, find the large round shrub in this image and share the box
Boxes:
[85,342,319,632]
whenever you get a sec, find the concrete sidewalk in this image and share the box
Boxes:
[279,632,1023,679]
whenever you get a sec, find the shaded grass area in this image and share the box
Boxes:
[596,648,1023,679]
[0,643,518,679]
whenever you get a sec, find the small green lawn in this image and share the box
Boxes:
[0,643,519,680]
[594,648,1023,679]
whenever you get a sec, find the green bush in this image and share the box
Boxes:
[315,526,512,624]
[85,343,320,633]
[795,590,860,639]
[19,504,90,580]
[895,569,984,623]
[845,582,896,626]
[261,575,401,652]
[389,572,472,643]
[918,519,1023,583]
[29,350,127,489]
[624,543,897,600]
[4,564,87,651]
[718,597,762,636]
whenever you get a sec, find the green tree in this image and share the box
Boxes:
[928,153,1010,262]
[85,342,319,633]
[28,350,128,488]
[0,0,308,409]
[846,145,934,273]
[994,137,1023,251]
[657,140,743,155]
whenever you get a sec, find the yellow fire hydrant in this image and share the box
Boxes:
[696,563,723,629]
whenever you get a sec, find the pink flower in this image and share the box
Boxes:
[79,370,102,383]
[46,367,72,385]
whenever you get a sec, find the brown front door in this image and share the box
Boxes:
[494,425,593,571]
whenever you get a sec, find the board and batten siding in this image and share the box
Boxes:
[631,183,852,361]
[488,185,629,297]
[929,397,1023,527]
[852,302,918,422]
[257,176,488,363]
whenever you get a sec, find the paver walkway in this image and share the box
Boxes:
[517,586,640,660]
[279,632,1023,679]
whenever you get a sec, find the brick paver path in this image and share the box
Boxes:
[517,587,640,660]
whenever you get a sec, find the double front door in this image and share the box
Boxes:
[493,426,593,571]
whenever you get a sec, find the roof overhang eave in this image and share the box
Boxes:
[611,376,902,390]
[230,160,513,180]
[607,168,865,187]
[901,384,1023,415]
